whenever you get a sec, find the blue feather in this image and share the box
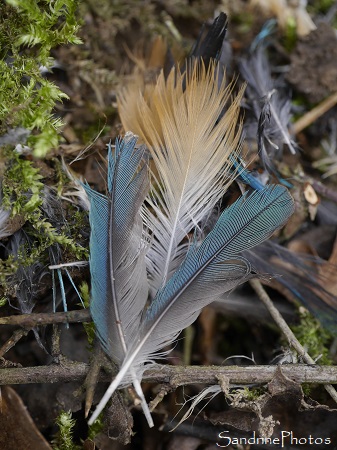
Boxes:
[143,185,294,331]
[84,135,149,361]
[88,184,294,424]
[251,19,277,51]
[84,134,152,425]
[231,157,265,191]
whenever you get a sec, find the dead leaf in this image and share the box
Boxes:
[103,391,134,445]
[267,366,302,397]
[209,367,337,447]
[0,386,52,450]
[209,408,256,432]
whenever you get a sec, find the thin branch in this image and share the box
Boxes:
[0,329,29,358]
[1,296,336,400]
[51,324,61,359]
[250,278,337,404]
[0,309,91,328]
[84,341,105,417]
[293,91,337,135]
[310,179,337,204]
[149,385,172,412]
[292,173,337,203]
[1,362,337,386]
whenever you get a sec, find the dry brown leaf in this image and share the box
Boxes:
[0,386,52,450]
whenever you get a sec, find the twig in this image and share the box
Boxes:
[1,363,337,386]
[311,179,337,204]
[293,91,337,134]
[149,385,172,412]
[2,298,337,401]
[0,329,29,358]
[51,324,61,360]
[0,309,91,328]
[84,341,105,417]
[292,173,337,203]
[250,278,337,404]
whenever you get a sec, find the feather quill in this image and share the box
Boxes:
[119,61,245,296]
[84,134,152,425]
[231,156,265,190]
[89,184,294,424]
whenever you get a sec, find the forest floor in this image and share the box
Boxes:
[2,1,337,449]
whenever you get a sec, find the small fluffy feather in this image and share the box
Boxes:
[240,46,296,172]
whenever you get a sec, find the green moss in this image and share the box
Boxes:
[0,254,20,289]
[282,16,297,52]
[291,308,332,366]
[31,217,88,260]
[87,412,104,442]
[78,118,110,145]
[1,151,88,300]
[239,386,265,401]
[307,0,334,15]
[2,150,87,253]
[80,281,90,308]
[2,152,44,216]
[52,411,81,450]
[80,281,95,346]
[1,0,81,157]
